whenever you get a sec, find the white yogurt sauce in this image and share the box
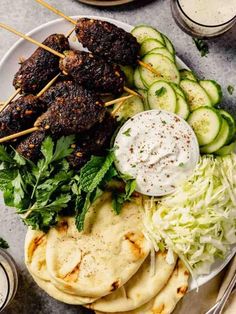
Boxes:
[179,0,236,26]
[114,110,199,196]
[0,263,9,309]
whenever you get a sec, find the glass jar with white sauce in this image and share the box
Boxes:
[0,249,18,312]
[171,0,236,37]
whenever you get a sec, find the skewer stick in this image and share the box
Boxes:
[138,60,161,77]
[123,86,140,97]
[35,0,77,26]
[0,23,65,59]
[0,88,21,112]
[104,94,133,107]
[1,23,140,99]
[0,127,39,143]
[111,100,126,116]
[34,0,161,78]
[36,73,61,97]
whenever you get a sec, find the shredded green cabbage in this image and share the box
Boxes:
[144,154,236,275]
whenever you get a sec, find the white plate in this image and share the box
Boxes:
[0,16,234,291]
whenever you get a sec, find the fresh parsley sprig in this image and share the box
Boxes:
[0,137,136,232]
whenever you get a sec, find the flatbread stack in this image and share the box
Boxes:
[25,192,189,314]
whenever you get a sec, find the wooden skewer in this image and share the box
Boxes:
[0,127,39,143]
[111,100,126,116]
[34,0,161,78]
[138,60,161,77]
[1,88,21,112]
[36,73,61,97]
[0,23,64,59]
[1,27,74,114]
[104,94,133,107]
[0,23,140,99]
[35,0,77,26]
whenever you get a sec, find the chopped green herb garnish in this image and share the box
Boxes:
[227,85,234,95]
[0,237,9,249]
[122,128,131,137]
[162,120,167,125]
[178,162,185,167]
[193,38,209,57]
[155,87,167,97]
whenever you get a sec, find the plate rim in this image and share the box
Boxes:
[0,15,234,292]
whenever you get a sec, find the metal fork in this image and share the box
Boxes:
[205,273,236,314]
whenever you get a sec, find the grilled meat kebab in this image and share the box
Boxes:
[0,95,46,138]
[34,92,106,136]
[17,112,117,169]
[75,18,140,66]
[13,34,69,94]
[59,50,125,94]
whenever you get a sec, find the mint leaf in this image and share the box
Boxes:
[227,85,234,95]
[193,38,209,57]
[112,179,136,214]
[155,87,166,97]
[80,151,115,193]
[0,237,9,249]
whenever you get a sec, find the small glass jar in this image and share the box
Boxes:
[0,249,18,312]
[171,0,236,38]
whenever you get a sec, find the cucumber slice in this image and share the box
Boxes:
[134,67,146,90]
[180,79,212,111]
[170,83,185,98]
[140,53,180,87]
[200,119,230,153]
[219,109,235,144]
[162,34,175,55]
[187,107,222,146]
[219,109,236,130]
[180,69,197,81]
[175,94,190,120]
[131,25,165,45]
[120,65,134,87]
[113,95,144,120]
[215,141,236,156]
[147,81,176,113]
[137,89,149,110]
[149,47,175,62]
[140,39,165,57]
[199,80,222,105]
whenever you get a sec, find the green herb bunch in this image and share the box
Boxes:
[0,136,136,232]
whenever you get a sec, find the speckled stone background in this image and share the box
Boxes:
[0,0,235,313]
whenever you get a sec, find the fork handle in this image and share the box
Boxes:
[213,271,236,314]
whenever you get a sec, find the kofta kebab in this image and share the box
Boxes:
[0,7,162,168]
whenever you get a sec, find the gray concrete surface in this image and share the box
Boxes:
[0,0,235,313]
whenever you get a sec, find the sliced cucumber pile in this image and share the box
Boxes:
[128,24,235,155]
[188,107,236,154]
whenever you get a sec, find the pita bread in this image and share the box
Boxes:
[95,259,189,314]
[46,192,150,298]
[30,273,97,305]
[88,251,177,312]
[25,228,98,304]
[25,228,51,282]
